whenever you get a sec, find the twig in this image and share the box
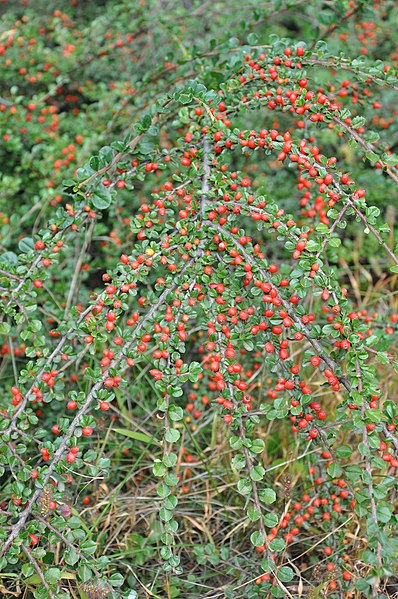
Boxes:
[22,545,55,599]
[305,58,398,92]
[356,358,382,597]
[333,115,398,186]
[315,203,349,260]
[36,515,109,586]
[308,3,364,51]
[76,102,171,190]
[64,220,95,316]
[200,138,211,217]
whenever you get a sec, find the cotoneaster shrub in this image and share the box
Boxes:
[1,1,398,598]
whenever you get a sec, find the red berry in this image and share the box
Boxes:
[82,426,93,436]
[310,355,321,367]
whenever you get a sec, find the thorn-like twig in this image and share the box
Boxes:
[22,544,55,599]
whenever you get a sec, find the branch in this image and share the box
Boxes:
[36,515,110,587]
[333,115,398,186]
[76,102,172,191]
[200,138,211,218]
[1,302,93,437]
[331,178,398,268]
[308,3,364,51]
[208,221,398,452]
[63,220,95,317]
[1,257,195,557]
[22,545,55,599]
[357,358,382,597]
[305,58,398,92]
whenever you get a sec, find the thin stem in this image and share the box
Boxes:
[36,515,109,586]
[333,115,398,186]
[76,102,171,190]
[200,138,211,218]
[64,220,95,316]
[356,358,382,596]
[22,545,55,599]
[305,58,398,92]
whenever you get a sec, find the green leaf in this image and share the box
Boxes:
[22,563,35,577]
[153,460,167,477]
[278,566,294,582]
[376,504,391,523]
[259,488,276,505]
[163,452,177,468]
[264,513,279,528]
[0,322,11,335]
[229,436,242,450]
[269,538,286,552]
[18,237,34,253]
[169,406,183,421]
[237,478,252,495]
[159,507,173,522]
[164,495,178,510]
[30,319,42,332]
[247,32,259,45]
[64,548,79,566]
[231,453,246,470]
[91,189,112,210]
[165,428,180,443]
[164,473,179,486]
[109,573,124,587]
[157,483,170,498]
[250,465,265,481]
[247,506,260,522]
[0,251,18,266]
[250,531,265,547]
[335,445,353,459]
[365,151,379,163]
[45,568,61,584]
[316,223,329,234]
[327,462,343,478]
[351,116,366,128]
[98,146,114,163]
[250,439,265,454]
[80,540,97,555]
[67,517,83,529]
